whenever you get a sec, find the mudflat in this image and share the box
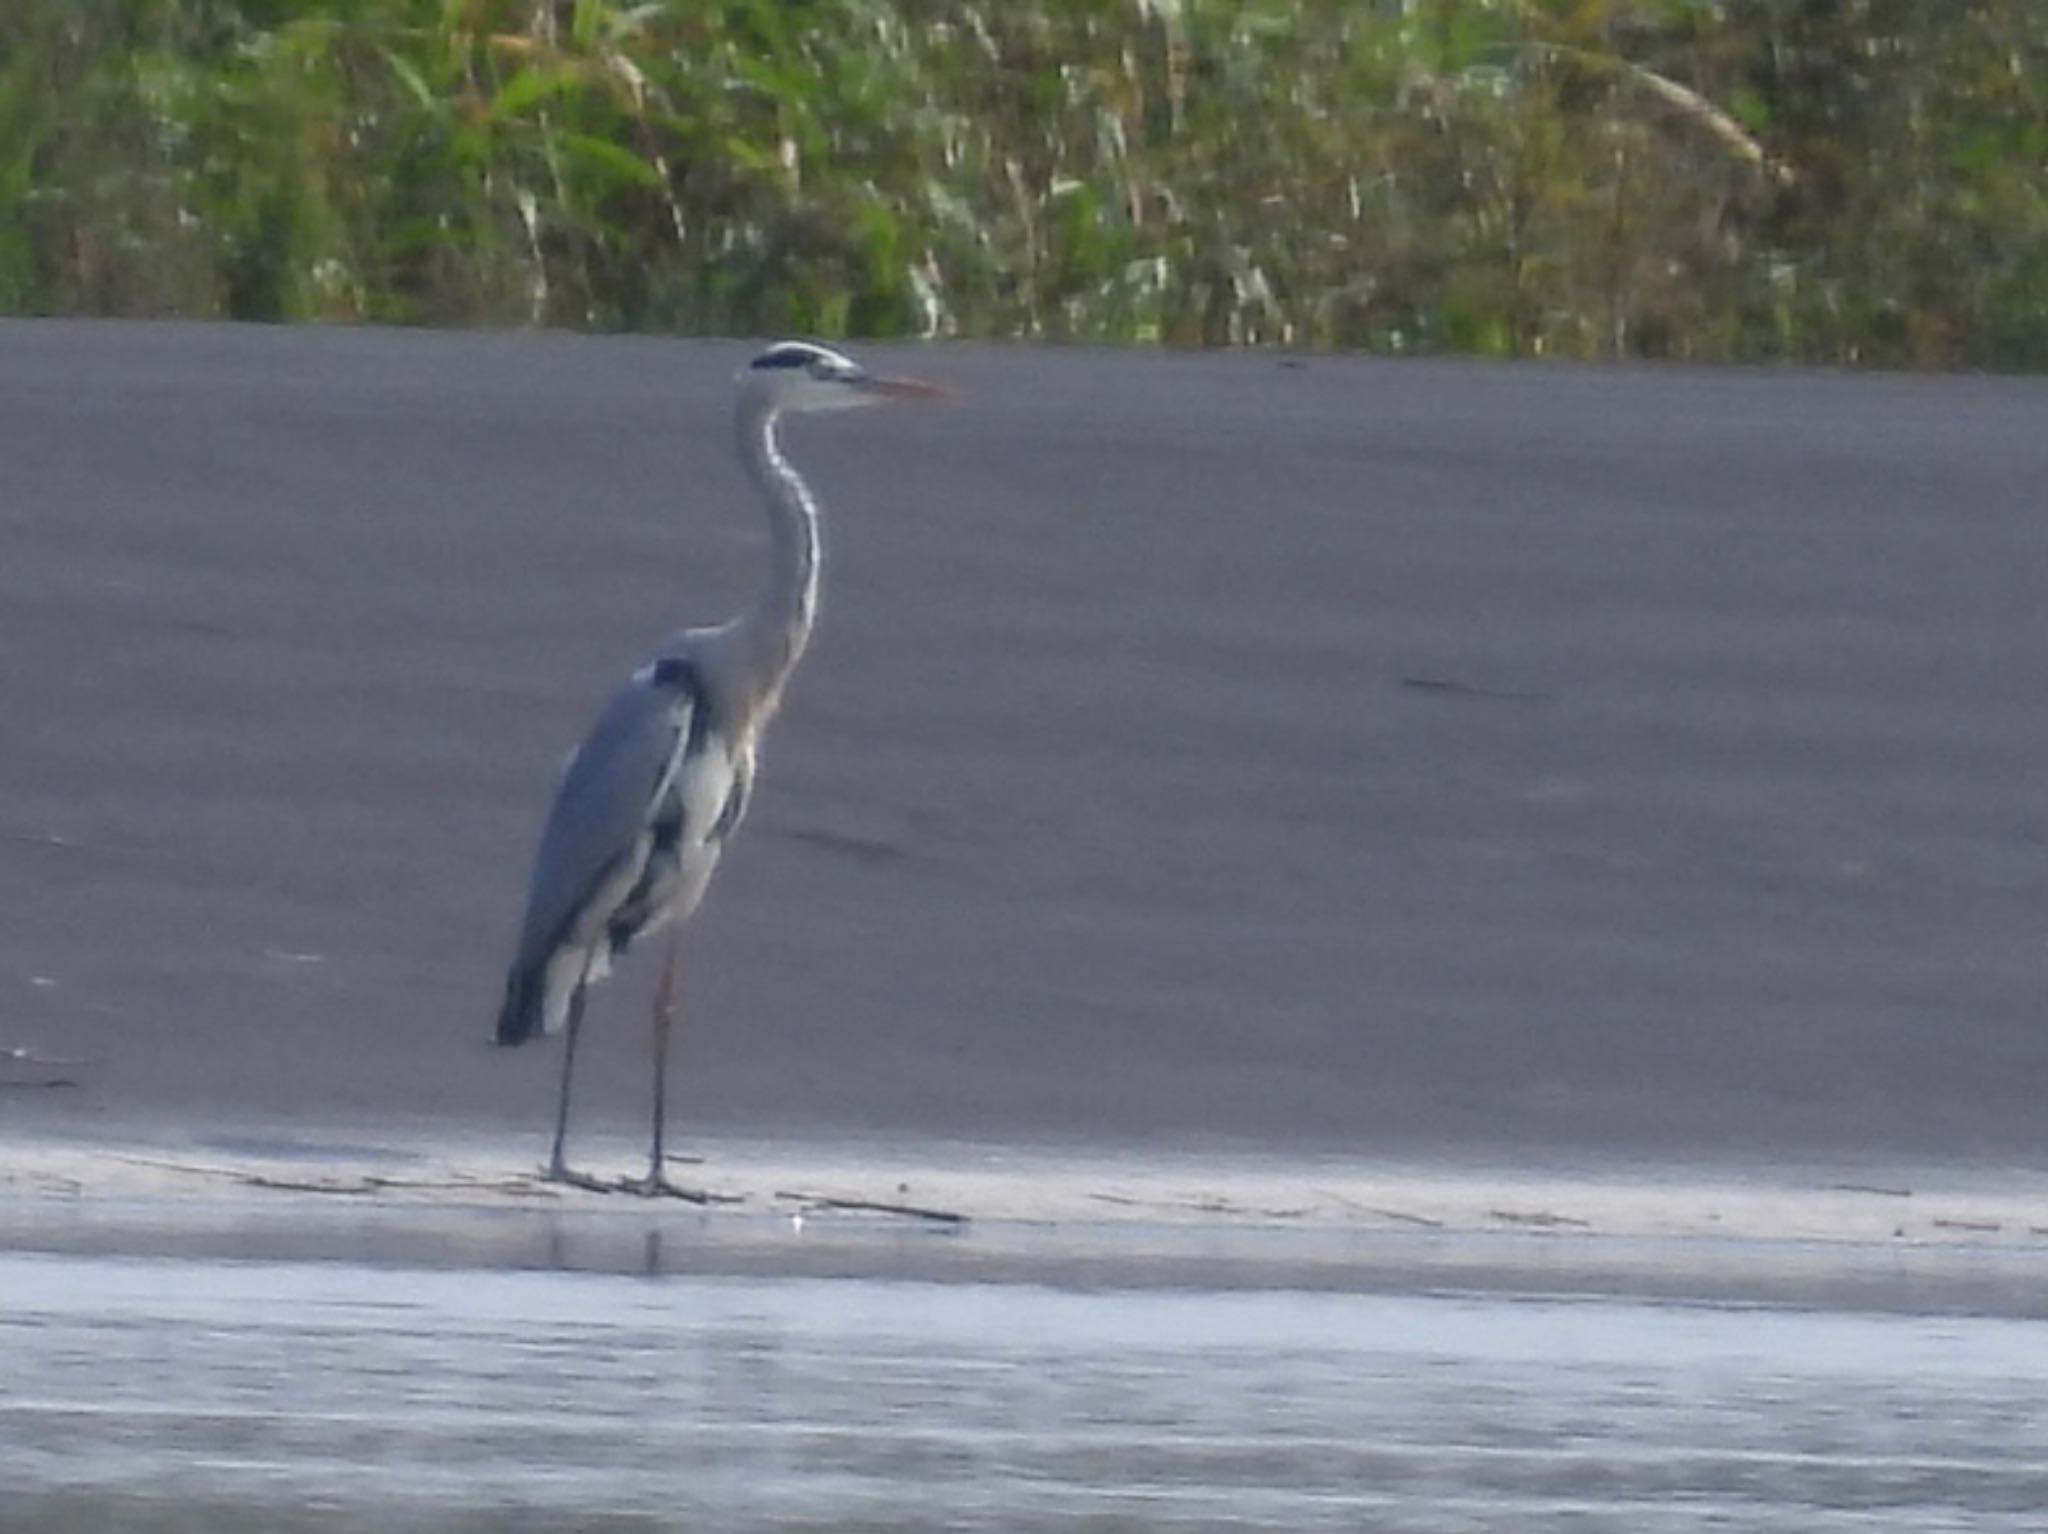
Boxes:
[2,320,2044,1166]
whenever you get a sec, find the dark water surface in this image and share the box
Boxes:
[4,1251,2046,1531]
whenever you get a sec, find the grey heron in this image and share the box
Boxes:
[494,340,946,1195]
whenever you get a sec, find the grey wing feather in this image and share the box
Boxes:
[509,670,695,983]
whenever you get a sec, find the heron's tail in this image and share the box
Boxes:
[497,940,601,1045]
[494,963,547,1047]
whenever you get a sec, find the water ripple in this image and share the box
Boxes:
[3,1254,2046,1531]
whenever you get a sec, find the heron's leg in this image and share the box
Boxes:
[648,928,677,1180]
[626,928,710,1202]
[544,962,615,1192]
[545,981,587,1179]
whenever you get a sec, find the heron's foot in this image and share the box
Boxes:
[618,1169,715,1203]
[541,1163,621,1195]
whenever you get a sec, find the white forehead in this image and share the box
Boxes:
[748,341,857,375]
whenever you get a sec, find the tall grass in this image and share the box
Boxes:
[2,1,2044,366]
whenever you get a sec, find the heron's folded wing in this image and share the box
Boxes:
[510,670,696,977]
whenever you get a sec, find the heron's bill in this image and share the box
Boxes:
[858,373,951,400]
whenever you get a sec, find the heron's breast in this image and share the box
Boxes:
[674,734,745,851]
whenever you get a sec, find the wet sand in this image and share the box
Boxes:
[3,1127,2046,1315]
[2,320,2046,1186]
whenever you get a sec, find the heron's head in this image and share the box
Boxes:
[739,340,947,415]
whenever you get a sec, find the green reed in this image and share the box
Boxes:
[1,1,2043,367]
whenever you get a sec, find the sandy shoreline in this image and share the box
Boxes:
[5,1124,2046,1313]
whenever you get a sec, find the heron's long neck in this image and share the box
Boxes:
[732,397,822,715]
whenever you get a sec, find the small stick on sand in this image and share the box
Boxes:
[775,1190,968,1225]
[238,1173,380,1195]
[106,1153,585,1201]
[1315,1189,1446,1228]
[107,1155,382,1195]
[1400,675,1551,703]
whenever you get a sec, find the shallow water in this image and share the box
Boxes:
[4,1252,2046,1532]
